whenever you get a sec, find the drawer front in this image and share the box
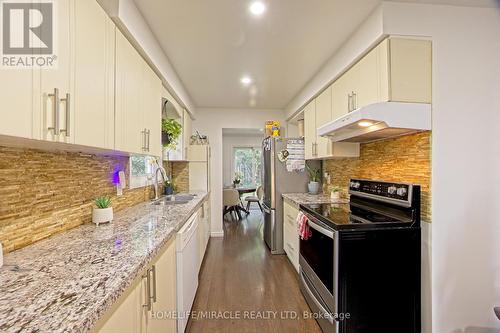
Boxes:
[284,222,300,272]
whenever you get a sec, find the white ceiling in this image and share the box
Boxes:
[134,0,499,110]
[134,0,382,109]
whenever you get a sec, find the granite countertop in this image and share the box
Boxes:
[282,192,349,206]
[0,191,209,333]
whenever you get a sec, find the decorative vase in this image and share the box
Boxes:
[92,207,113,226]
[165,186,174,195]
[308,181,320,195]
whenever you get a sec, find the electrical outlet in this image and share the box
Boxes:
[324,172,331,185]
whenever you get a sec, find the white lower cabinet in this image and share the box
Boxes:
[283,201,300,272]
[96,238,177,333]
[198,201,211,269]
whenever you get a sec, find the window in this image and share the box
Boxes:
[233,147,262,187]
[129,155,155,189]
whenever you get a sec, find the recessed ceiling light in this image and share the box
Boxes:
[358,121,373,127]
[249,1,266,16]
[241,76,252,85]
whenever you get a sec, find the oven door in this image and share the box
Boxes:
[299,212,336,312]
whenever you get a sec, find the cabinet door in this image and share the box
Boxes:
[303,100,316,160]
[115,30,144,154]
[98,280,140,333]
[148,240,177,333]
[73,0,115,149]
[353,45,382,110]
[189,162,208,192]
[197,207,206,267]
[182,109,192,159]
[332,71,351,121]
[142,63,162,157]
[387,38,432,103]
[39,0,73,143]
[0,70,34,139]
[315,86,333,158]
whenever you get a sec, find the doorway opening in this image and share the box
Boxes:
[222,128,265,222]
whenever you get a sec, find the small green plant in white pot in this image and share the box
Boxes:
[331,187,341,201]
[306,165,321,195]
[92,196,113,226]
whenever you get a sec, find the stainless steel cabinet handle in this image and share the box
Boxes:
[141,129,146,151]
[308,218,334,238]
[300,272,334,324]
[347,93,352,112]
[352,91,357,110]
[147,129,151,152]
[150,265,157,303]
[47,88,60,134]
[143,269,152,310]
[148,130,151,151]
[60,93,70,137]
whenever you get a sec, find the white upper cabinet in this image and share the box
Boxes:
[142,63,162,157]
[39,0,73,144]
[1,0,163,158]
[315,86,333,158]
[115,29,145,155]
[73,0,115,149]
[303,100,316,160]
[332,37,432,118]
[0,65,35,139]
[115,29,163,157]
[183,109,192,160]
[304,87,360,160]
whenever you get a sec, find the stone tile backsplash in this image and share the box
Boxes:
[323,132,431,222]
[0,147,189,254]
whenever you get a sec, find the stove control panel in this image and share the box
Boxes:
[349,179,413,206]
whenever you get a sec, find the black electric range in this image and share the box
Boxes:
[300,178,420,231]
[298,179,421,333]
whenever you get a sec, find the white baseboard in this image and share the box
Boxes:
[210,231,224,237]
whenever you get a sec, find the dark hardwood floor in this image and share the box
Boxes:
[187,209,322,333]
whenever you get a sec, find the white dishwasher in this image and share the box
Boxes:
[176,212,200,333]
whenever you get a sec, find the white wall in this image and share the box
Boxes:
[382,3,500,333]
[222,133,264,187]
[193,108,285,236]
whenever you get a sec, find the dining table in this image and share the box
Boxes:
[224,185,257,215]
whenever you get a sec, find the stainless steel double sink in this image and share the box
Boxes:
[151,194,196,206]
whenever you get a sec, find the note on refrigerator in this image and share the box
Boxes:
[286,138,305,172]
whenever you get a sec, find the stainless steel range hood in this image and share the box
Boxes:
[317,102,431,143]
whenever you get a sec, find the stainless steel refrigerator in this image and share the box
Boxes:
[262,137,315,254]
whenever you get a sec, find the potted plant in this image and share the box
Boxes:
[331,186,341,200]
[233,172,242,187]
[165,179,175,195]
[306,165,321,195]
[162,118,182,151]
[92,196,113,226]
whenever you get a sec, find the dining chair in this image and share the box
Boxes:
[245,185,263,213]
[223,189,241,220]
